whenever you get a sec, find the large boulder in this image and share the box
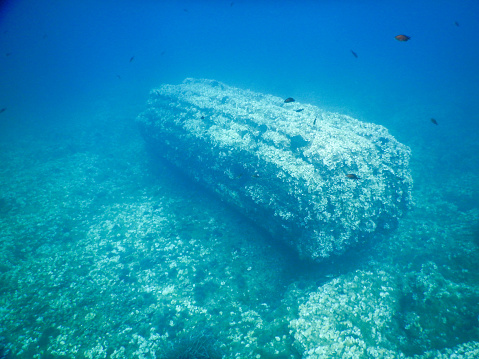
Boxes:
[136,78,412,262]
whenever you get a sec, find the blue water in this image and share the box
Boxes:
[1,0,478,358]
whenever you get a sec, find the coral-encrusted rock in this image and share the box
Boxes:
[136,78,412,262]
[289,270,401,358]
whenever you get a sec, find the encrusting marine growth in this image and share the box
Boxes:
[137,78,413,262]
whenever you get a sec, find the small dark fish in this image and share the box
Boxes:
[430,118,438,125]
[395,34,411,42]
[295,109,304,113]
[454,21,460,27]
[252,173,260,178]
[161,51,166,56]
[129,56,135,63]
[5,52,12,57]
[346,174,360,180]
[284,97,295,103]
[313,118,317,125]
[0,108,6,114]
[230,2,234,6]
[183,8,188,12]
[350,50,358,58]
[201,116,205,119]
[116,74,121,80]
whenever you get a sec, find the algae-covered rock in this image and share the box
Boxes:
[289,266,479,359]
[137,78,412,261]
[290,270,402,359]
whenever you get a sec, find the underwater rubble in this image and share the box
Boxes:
[289,265,479,358]
[1,95,478,359]
[137,78,413,262]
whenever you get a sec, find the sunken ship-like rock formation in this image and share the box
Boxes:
[137,78,412,262]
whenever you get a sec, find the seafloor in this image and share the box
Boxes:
[0,108,478,359]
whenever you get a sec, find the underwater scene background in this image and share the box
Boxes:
[1,0,478,358]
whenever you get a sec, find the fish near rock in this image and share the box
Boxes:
[346,174,360,180]
[395,34,411,42]
[284,97,295,103]
[430,118,438,125]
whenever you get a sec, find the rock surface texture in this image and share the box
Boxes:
[137,78,413,262]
